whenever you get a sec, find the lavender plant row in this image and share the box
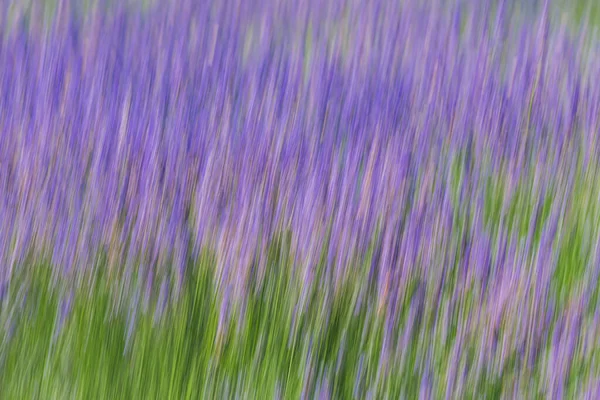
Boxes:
[1,0,600,397]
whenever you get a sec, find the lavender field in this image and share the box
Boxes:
[0,0,599,398]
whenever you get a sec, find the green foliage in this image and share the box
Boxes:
[0,234,419,399]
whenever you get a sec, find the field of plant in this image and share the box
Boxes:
[0,0,599,398]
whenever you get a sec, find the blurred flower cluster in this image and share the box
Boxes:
[1,0,600,397]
